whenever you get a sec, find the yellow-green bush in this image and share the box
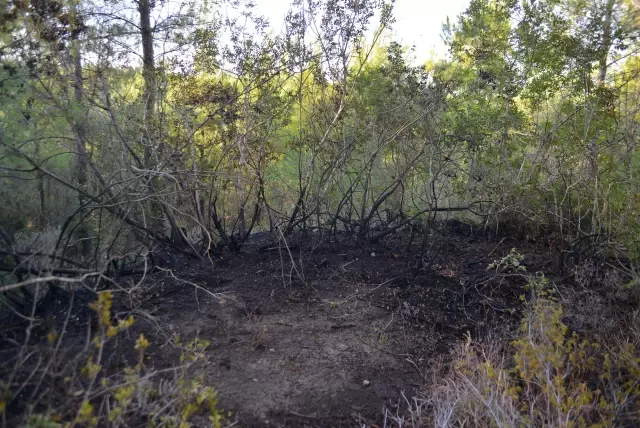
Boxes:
[424,275,640,428]
[1,291,224,428]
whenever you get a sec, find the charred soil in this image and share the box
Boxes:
[2,228,571,427]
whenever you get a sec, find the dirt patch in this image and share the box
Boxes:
[2,229,560,426]
[108,230,555,427]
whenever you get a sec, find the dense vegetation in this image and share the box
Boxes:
[1,0,640,426]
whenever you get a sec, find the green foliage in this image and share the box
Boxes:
[488,248,526,273]
[429,273,640,427]
[2,291,224,427]
[1,0,638,252]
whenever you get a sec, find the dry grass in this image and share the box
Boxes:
[383,270,640,428]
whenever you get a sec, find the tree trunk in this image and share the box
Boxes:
[138,0,156,167]
[25,99,47,227]
[71,4,92,258]
[138,0,180,243]
[598,0,616,85]
[36,142,46,227]
[236,89,249,237]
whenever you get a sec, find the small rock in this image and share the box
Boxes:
[362,379,371,387]
[336,343,349,351]
[371,252,376,257]
[269,348,275,352]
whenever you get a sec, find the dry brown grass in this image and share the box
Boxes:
[383,269,640,428]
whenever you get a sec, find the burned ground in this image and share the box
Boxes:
[2,229,565,427]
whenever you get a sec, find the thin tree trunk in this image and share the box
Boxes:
[598,0,616,85]
[136,0,194,252]
[24,98,46,227]
[236,89,249,237]
[139,0,156,167]
[185,113,204,226]
[71,4,91,258]
[35,142,46,226]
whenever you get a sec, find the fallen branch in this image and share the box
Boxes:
[330,323,357,330]
[369,201,495,241]
[0,262,152,278]
[0,272,104,293]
